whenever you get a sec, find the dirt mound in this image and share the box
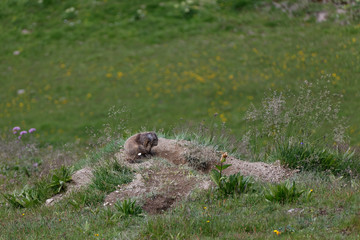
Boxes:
[151,138,295,182]
[104,159,210,213]
[104,138,295,213]
[45,167,93,206]
[45,137,295,212]
[222,158,294,182]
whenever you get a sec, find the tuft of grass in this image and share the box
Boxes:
[114,199,143,218]
[91,159,133,193]
[271,142,359,176]
[264,181,305,204]
[66,188,105,210]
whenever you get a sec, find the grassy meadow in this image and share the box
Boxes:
[1,0,360,146]
[1,0,360,239]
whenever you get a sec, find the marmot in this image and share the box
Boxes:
[124,132,158,162]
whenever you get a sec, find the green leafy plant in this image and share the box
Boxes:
[210,152,231,186]
[114,199,142,217]
[48,166,74,194]
[210,153,252,196]
[220,173,253,196]
[264,181,305,204]
[2,186,41,208]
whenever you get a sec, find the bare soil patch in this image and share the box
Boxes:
[104,159,210,214]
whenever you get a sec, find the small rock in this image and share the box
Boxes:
[287,208,303,214]
[317,12,328,23]
[45,198,54,205]
[273,160,281,166]
[21,29,31,35]
[17,89,25,95]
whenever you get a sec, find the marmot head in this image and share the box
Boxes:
[146,132,158,147]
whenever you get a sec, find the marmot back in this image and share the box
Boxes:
[124,132,158,162]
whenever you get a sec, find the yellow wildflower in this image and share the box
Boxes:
[220,152,228,163]
[117,72,124,78]
[220,113,227,123]
[273,230,281,235]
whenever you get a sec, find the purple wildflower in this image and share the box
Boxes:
[300,142,303,145]
[13,126,21,134]
[29,128,36,133]
[20,131,27,136]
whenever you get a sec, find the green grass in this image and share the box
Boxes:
[270,142,360,176]
[1,130,359,239]
[91,159,133,193]
[1,0,360,147]
[1,168,359,239]
[2,165,74,208]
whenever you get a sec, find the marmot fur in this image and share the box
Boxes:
[124,132,158,162]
